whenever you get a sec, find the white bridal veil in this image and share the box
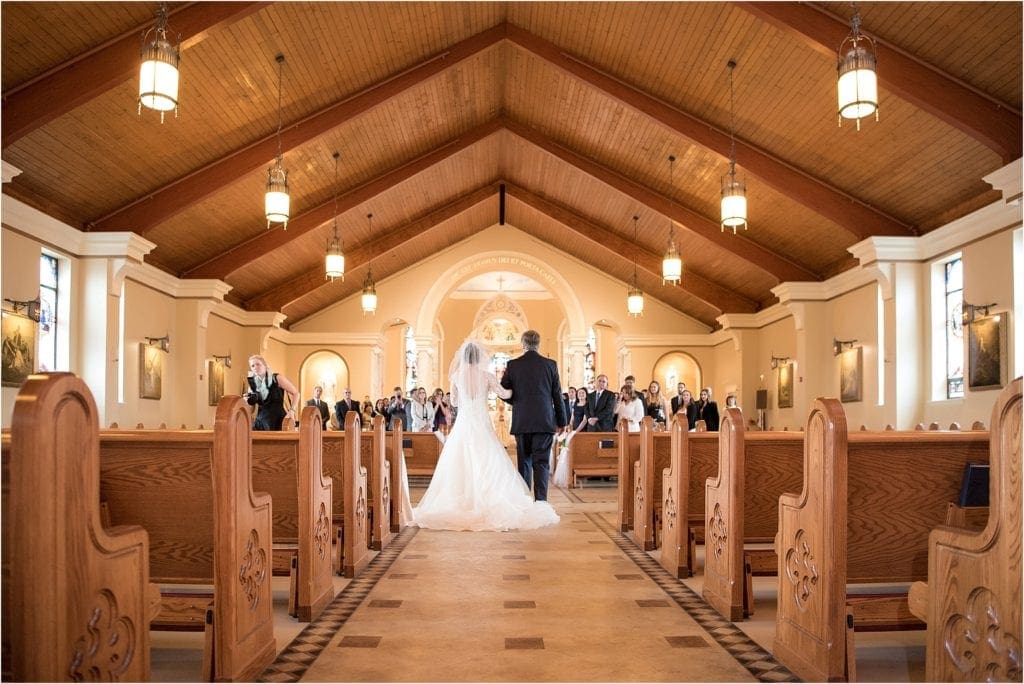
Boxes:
[448,339,493,403]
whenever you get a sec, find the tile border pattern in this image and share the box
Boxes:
[581,509,798,683]
[258,526,419,683]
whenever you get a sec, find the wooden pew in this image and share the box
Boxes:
[402,431,444,477]
[616,419,640,532]
[386,418,411,532]
[250,406,334,621]
[98,395,277,682]
[907,377,1021,682]
[630,417,672,550]
[773,399,990,682]
[324,414,391,553]
[321,413,371,578]
[658,426,719,578]
[702,409,804,620]
[3,373,152,682]
[567,431,619,487]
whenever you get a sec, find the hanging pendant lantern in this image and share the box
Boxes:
[138,2,180,122]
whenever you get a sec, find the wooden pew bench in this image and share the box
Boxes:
[402,431,444,477]
[628,416,673,549]
[659,428,719,578]
[96,395,277,681]
[773,398,990,682]
[250,406,334,621]
[567,431,619,487]
[702,408,804,620]
[320,413,372,578]
[907,377,1021,682]
[3,373,153,681]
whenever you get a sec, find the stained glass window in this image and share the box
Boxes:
[944,257,964,398]
[38,254,58,372]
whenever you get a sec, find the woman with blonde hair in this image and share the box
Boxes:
[644,380,669,426]
[244,354,299,431]
[614,385,645,432]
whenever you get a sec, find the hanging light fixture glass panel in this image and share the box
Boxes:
[721,175,747,232]
[265,160,289,227]
[627,284,644,317]
[837,12,878,128]
[361,272,378,315]
[138,5,179,120]
[325,237,344,280]
[662,239,682,284]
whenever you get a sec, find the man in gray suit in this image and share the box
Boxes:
[500,330,567,501]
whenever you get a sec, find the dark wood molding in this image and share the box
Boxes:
[245,183,501,312]
[506,183,758,316]
[89,22,508,233]
[504,119,820,284]
[506,24,916,239]
[183,117,505,280]
[739,2,1022,164]
[1,2,267,149]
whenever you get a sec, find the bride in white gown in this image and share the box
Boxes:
[413,339,560,532]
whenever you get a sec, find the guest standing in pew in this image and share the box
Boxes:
[245,354,299,431]
[584,374,617,431]
[675,388,698,429]
[696,387,720,431]
[335,388,361,429]
[615,385,645,432]
[306,385,331,426]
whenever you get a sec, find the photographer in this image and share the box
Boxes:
[386,386,410,431]
[244,354,299,431]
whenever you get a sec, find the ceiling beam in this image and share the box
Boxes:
[739,2,1022,164]
[505,24,915,239]
[504,120,819,284]
[1,2,267,149]
[245,183,501,312]
[89,22,508,233]
[184,117,505,280]
[505,184,758,316]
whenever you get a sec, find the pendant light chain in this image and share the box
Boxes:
[275,56,284,163]
[728,60,737,179]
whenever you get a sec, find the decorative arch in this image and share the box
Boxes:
[471,295,529,350]
[298,349,348,408]
[415,251,587,340]
[650,351,703,397]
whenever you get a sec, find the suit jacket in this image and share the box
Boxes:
[335,398,361,429]
[671,394,685,414]
[305,398,330,426]
[584,389,617,431]
[697,400,720,431]
[499,349,566,434]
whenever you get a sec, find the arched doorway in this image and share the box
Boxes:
[299,350,348,408]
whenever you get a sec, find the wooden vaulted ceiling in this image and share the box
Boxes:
[2,2,1020,329]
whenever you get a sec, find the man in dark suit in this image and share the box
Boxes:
[334,388,360,429]
[670,382,687,415]
[306,385,331,426]
[585,374,616,431]
[500,329,566,502]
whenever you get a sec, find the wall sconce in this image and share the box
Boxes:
[211,353,232,369]
[833,338,857,356]
[770,355,790,370]
[962,301,998,325]
[3,296,41,322]
[145,335,170,353]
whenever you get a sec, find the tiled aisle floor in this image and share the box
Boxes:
[258,484,792,683]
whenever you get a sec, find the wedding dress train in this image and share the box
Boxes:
[413,340,559,532]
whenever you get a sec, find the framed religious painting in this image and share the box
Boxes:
[839,347,863,403]
[967,314,1007,390]
[1,310,37,387]
[208,359,226,406]
[139,343,164,400]
[777,362,794,409]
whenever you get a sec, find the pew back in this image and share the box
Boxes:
[403,432,443,476]
[567,431,619,487]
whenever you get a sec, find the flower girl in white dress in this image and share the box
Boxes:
[552,419,585,488]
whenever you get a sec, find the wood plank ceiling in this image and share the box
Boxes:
[3,2,1020,329]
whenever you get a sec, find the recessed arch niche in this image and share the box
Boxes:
[471,295,528,353]
[299,350,348,408]
[650,351,702,396]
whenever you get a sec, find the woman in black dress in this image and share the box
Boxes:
[245,354,299,431]
[571,387,588,430]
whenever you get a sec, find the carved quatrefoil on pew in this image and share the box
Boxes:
[663,487,677,528]
[708,503,728,559]
[239,529,268,609]
[785,528,819,611]
[356,487,367,534]
[634,480,645,513]
[69,589,135,681]
[313,502,330,560]
[943,586,1023,681]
